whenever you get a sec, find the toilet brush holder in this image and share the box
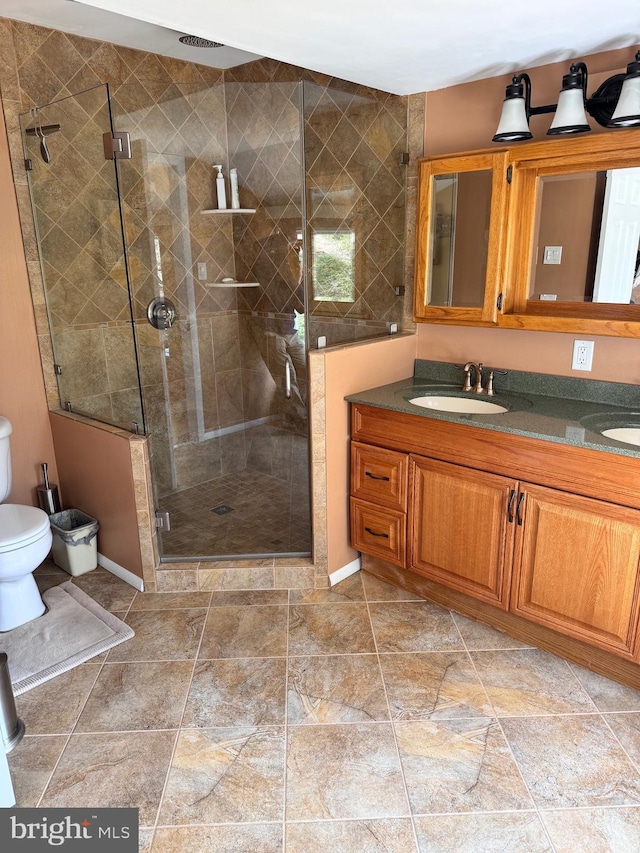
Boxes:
[37,485,61,515]
[37,461,61,515]
[0,653,24,754]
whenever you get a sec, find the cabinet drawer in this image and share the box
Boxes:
[351,442,408,511]
[350,498,406,568]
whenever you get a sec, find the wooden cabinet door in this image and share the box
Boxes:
[410,456,517,608]
[512,484,640,657]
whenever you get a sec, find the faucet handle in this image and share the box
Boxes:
[473,362,484,394]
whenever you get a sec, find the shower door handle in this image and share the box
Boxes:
[285,359,292,399]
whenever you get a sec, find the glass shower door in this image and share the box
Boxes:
[21,85,144,433]
[111,80,312,560]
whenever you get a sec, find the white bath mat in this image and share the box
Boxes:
[0,581,134,695]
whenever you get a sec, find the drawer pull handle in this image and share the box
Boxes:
[365,527,389,538]
[516,492,525,525]
[507,489,516,523]
[365,471,390,481]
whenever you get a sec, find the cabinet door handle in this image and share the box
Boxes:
[365,527,389,538]
[516,492,525,525]
[365,471,390,481]
[507,489,517,523]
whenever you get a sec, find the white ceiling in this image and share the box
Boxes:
[2,0,640,95]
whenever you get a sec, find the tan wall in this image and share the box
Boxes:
[419,43,640,383]
[531,174,598,301]
[322,333,417,576]
[0,92,58,505]
[49,413,144,579]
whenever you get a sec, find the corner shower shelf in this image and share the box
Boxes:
[201,208,256,214]
[206,281,260,288]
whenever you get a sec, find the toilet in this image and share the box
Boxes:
[0,417,51,632]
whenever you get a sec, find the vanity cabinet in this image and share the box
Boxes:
[350,403,640,663]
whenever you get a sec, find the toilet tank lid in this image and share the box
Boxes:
[0,417,12,439]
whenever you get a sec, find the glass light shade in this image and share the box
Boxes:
[609,76,640,127]
[547,88,590,135]
[492,97,532,142]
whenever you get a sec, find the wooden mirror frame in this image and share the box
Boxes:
[414,150,510,326]
[499,129,640,337]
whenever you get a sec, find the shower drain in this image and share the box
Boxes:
[211,504,234,515]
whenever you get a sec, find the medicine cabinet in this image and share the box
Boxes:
[414,130,640,337]
[414,151,509,325]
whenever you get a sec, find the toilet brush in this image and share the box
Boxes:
[37,462,61,515]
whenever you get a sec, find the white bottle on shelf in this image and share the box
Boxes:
[214,164,227,210]
[229,168,240,209]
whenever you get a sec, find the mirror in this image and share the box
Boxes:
[529,168,640,306]
[414,150,509,325]
[428,170,493,308]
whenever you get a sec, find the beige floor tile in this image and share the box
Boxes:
[288,603,376,655]
[72,571,138,611]
[501,715,640,808]
[183,657,286,727]
[159,727,285,825]
[198,605,288,658]
[207,589,288,607]
[379,652,493,721]
[570,664,640,712]
[289,572,365,603]
[138,827,154,853]
[151,824,282,852]
[541,806,640,853]
[15,664,101,734]
[362,573,422,601]
[288,654,389,724]
[286,818,418,852]
[40,731,176,825]
[107,609,207,662]
[395,718,533,814]
[452,612,533,650]
[75,661,193,732]
[8,735,68,807]
[369,602,464,653]
[286,723,409,820]
[470,649,596,716]
[130,591,212,610]
[413,812,552,853]
[603,712,640,767]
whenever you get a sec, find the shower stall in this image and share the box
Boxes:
[20,76,408,563]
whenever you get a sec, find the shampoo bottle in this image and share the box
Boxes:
[230,168,240,209]
[214,164,227,210]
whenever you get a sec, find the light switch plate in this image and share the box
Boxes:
[197,262,207,280]
[543,246,562,265]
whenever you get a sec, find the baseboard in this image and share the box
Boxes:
[98,553,144,591]
[329,556,361,586]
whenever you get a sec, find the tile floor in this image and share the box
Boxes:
[7,562,640,852]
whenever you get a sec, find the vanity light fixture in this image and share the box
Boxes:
[492,50,640,142]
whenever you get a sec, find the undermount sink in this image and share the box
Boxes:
[408,395,509,414]
[600,427,640,447]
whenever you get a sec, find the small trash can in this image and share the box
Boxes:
[0,653,24,754]
[49,509,99,577]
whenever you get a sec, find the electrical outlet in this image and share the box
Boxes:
[572,339,594,371]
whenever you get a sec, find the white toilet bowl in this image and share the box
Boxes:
[0,504,52,632]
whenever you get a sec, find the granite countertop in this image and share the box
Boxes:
[346,359,640,459]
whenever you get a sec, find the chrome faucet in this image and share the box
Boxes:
[462,362,484,394]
